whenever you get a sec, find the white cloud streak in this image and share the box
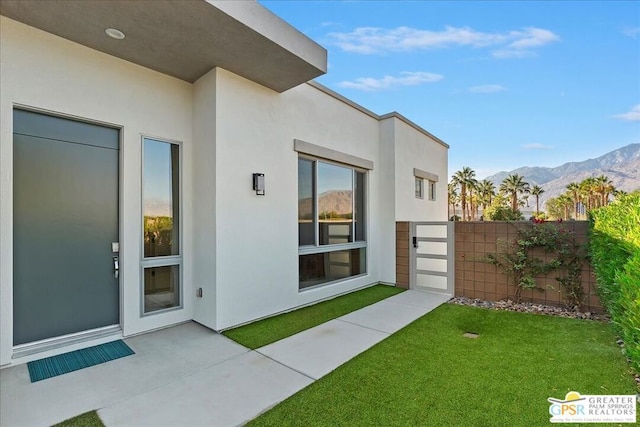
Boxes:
[469,84,506,93]
[326,26,559,58]
[338,71,443,91]
[613,104,640,122]
[623,27,640,38]
[522,143,554,150]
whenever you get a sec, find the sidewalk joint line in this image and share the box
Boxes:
[334,318,393,335]
[253,350,317,381]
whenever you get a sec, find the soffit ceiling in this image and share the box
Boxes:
[0,0,327,92]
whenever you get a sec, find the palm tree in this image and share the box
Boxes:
[530,185,544,213]
[467,178,479,220]
[594,175,614,207]
[558,194,573,220]
[566,182,581,219]
[447,183,459,220]
[477,179,496,216]
[579,177,597,214]
[612,189,627,200]
[499,174,530,212]
[452,167,476,221]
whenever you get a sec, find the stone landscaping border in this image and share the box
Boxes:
[448,296,609,322]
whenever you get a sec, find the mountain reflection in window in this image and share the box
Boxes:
[143,139,180,257]
[298,158,315,246]
[317,162,353,245]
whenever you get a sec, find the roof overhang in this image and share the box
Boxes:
[0,0,327,92]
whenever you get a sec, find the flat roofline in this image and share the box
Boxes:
[307,81,450,149]
[379,112,450,149]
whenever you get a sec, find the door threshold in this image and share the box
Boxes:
[12,325,122,362]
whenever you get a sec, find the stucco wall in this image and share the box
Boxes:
[392,118,448,222]
[0,17,195,365]
[192,69,218,329]
[212,69,387,329]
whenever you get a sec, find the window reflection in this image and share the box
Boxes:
[299,248,366,289]
[415,177,423,199]
[144,265,180,312]
[298,158,315,246]
[143,139,179,257]
[317,162,353,245]
[355,171,366,241]
[297,157,368,290]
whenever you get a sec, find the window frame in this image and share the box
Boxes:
[298,155,368,252]
[413,168,438,202]
[428,180,436,201]
[415,177,424,199]
[297,153,369,290]
[140,136,183,315]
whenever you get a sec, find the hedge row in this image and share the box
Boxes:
[589,193,640,372]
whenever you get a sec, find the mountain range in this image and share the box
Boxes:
[484,143,640,208]
[299,190,353,216]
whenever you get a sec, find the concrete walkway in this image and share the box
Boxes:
[0,290,450,427]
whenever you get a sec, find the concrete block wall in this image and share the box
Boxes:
[395,222,410,289]
[454,221,603,313]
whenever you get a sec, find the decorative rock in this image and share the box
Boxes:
[448,297,610,322]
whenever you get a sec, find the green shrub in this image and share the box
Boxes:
[485,205,524,221]
[589,192,640,372]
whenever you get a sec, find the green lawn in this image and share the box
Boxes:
[223,284,405,349]
[54,411,103,427]
[249,304,637,427]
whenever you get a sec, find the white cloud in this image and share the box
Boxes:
[469,84,506,93]
[338,71,443,91]
[507,28,559,49]
[326,25,559,58]
[492,28,560,58]
[612,105,640,122]
[623,27,640,38]
[522,143,554,150]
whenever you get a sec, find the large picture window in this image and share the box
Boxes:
[141,137,182,314]
[298,156,367,289]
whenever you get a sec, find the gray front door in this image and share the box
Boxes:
[13,109,120,346]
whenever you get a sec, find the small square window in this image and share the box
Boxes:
[428,180,436,201]
[415,177,424,199]
[144,265,180,313]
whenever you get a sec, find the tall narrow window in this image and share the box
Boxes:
[298,156,367,290]
[142,138,181,314]
[298,158,315,246]
[428,180,436,201]
[318,162,353,245]
[355,171,366,241]
[415,177,424,199]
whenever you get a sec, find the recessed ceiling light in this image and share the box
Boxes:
[105,28,125,40]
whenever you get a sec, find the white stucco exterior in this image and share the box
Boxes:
[386,115,449,222]
[0,7,448,367]
[212,69,385,328]
[0,17,198,365]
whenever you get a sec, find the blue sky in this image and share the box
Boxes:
[261,0,640,180]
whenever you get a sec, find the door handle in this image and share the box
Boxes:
[113,256,119,279]
[412,236,418,248]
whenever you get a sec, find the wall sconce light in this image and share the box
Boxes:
[253,173,265,196]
